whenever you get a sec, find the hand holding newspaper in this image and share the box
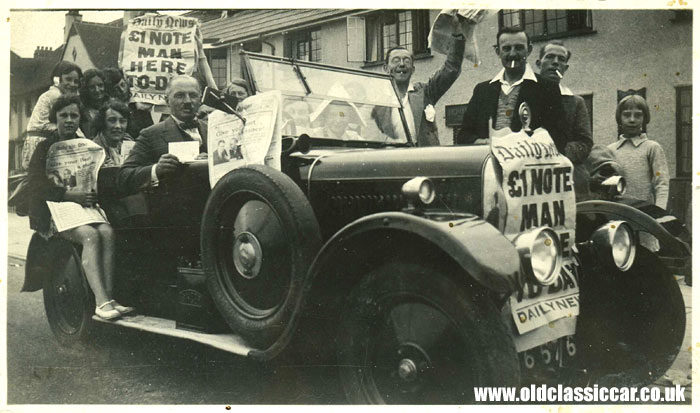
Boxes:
[44,138,109,232]
[428,9,488,66]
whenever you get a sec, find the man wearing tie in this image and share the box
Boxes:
[118,75,208,194]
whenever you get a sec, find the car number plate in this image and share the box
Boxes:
[521,335,577,371]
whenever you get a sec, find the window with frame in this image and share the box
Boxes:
[205,47,228,89]
[676,86,692,177]
[499,10,593,41]
[365,10,430,63]
[286,28,322,62]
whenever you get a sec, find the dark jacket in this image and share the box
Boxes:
[456,73,569,153]
[372,34,465,147]
[25,132,67,233]
[118,117,208,195]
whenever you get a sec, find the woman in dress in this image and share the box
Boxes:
[92,99,134,166]
[26,95,133,320]
[79,69,107,139]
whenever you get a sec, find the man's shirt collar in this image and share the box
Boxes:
[490,64,538,85]
[615,133,648,149]
[559,84,574,96]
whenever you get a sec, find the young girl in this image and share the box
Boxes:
[26,95,133,320]
[22,61,83,169]
[608,95,669,210]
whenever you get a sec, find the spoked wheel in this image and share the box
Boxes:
[42,239,95,347]
[337,262,520,404]
[201,165,321,347]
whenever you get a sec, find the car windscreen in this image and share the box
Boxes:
[247,56,408,144]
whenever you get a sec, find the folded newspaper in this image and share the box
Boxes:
[428,9,488,66]
[45,138,108,232]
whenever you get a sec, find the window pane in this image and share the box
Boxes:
[300,65,400,107]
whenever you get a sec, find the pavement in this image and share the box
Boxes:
[5,210,693,399]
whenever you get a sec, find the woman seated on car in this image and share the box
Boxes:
[25,95,134,320]
[92,99,134,167]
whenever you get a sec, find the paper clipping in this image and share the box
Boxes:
[44,138,108,232]
[207,91,283,188]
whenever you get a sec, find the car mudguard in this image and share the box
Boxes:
[577,200,690,258]
[22,234,76,292]
[307,211,522,293]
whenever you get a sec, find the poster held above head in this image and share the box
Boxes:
[119,13,201,106]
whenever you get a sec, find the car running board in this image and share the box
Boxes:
[92,314,252,356]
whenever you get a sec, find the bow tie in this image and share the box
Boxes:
[180,120,199,130]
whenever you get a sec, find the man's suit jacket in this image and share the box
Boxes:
[456,74,569,152]
[372,35,465,147]
[212,149,229,165]
[118,116,208,194]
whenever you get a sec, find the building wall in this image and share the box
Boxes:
[63,34,94,70]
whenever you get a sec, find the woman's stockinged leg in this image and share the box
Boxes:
[96,224,115,297]
[58,225,111,306]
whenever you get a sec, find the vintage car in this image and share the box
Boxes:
[23,52,690,404]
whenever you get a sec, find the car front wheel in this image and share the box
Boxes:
[336,261,520,404]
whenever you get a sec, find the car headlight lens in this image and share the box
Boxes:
[402,177,436,208]
[511,227,562,286]
[590,220,636,271]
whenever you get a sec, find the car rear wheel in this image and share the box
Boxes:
[201,165,321,348]
[336,261,520,404]
[42,239,95,347]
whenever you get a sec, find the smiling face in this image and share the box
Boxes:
[166,77,201,122]
[59,71,81,96]
[86,75,105,103]
[56,103,80,139]
[496,32,531,73]
[103,108,128,145]
[537,44,569,83]
[384,48,415,86]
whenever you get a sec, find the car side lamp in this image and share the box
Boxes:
[600,176,626,198]
[402,177,436,210]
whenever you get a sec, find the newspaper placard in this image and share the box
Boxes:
[45,138,108,232]
[490,128,579,336]
[490,127,576,258]
[208,91,282,188]
[119,14,199,105]
[509,262,580,336]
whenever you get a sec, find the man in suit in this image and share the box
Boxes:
[372,15,465,147]
[456,27,573,157]
[229,138,243,160]
[118,75,208,194]
[535,40,593,198]
[212,140,230,165]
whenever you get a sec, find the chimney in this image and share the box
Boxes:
[64,10,82,42]
[123,10,146,26]
[33,46,54,59]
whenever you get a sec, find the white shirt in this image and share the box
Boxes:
[390,84,416,142]
[489,64,538,96]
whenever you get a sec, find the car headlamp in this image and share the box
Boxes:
[590,220,636,271]
[402,177,436,208]
[601,176,626,196]
[510,227,562,286]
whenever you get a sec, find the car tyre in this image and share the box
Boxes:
[42,239,95,347]
[336,261,520,404]
[201,165,321,348]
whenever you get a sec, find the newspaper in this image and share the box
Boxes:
[428,9,488,66]
[207,91,282,188]
[118,13,200,105]
[44,138,108,232]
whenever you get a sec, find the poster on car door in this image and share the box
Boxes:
[119,13,199,105]
[207,91,282,188]
[45,138,108,232]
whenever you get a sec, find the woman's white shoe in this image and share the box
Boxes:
[108,300,135,315]
[95,301,122,320]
